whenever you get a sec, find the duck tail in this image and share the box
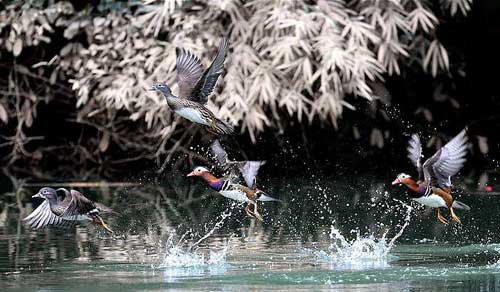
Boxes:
[452,200,470,211]
[96,203,118,215]
[214,118,235,135]
[256,190,280,202]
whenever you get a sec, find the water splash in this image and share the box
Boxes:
[487,245,500,269]
[157,208,233,269]
[157,234,229,282]
[189,207,233,250]
[157,234,229,268]
[315,200,413,270]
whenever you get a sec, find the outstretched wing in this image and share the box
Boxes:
[210,140,228,166]
[238,161,265,189]
[61,190,98,218]
[422,129,469,187]
[189,38,228,104]
[176,47,204,99]
[23,200,67,229]
[210,138,264,188]
[407,134,423,181]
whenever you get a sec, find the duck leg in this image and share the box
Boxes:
[244,204,255,218]
[450,207,461,224]
[252,201,263,222]
[95,216,114,233]
[437,208,448,225]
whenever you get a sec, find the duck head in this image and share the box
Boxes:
[187,166,211,177]
[150,82,172,96]
[33,187,57,200]
[392,173,413,186]
[187,166,222,190]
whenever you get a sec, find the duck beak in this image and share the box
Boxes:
[391,178,400,185]
[187,171,196,177]
[32,193,42,198]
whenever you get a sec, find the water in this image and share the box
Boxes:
[2,175,500,291]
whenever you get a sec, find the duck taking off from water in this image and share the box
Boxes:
[392,129,470,224]
[187,166,278,222]
[24,187,116,233]
[150,38,234,135]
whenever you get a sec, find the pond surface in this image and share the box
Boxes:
[1,174,500,291]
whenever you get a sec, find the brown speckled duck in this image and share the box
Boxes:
[24,187,116,233]
[150,38,234,135]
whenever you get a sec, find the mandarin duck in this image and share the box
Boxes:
[23,187,116,233]
[150,38,234,135]
[187,166,278,222]
[392,129,470,224]
[210,139,266,187]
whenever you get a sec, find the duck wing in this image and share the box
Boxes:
[23,200,68,229]
[176,47,204,99]
[188,38,228,104]
[238,161,265,189]
[210,139,228,166]
[60,190,98,218]
[422,129,469,187]
[210,140,265,187]
[407,134,423,181]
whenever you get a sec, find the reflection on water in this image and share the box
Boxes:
[1,174,500,290]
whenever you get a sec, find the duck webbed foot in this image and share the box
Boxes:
[252,202,263,222]
[95,216,114,233]
[450,207,461,224]
[437,208,449,225]
[244,204,255,218]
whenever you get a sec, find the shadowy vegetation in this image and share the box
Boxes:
[2,0,498,179]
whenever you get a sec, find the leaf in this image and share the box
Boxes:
[64,22,80,39]
[13,38,23,57]
[0,103,8,124]
[99,132,110,152]
[130,112,141,121]
[22,100,33,127]
[478,136,489,154]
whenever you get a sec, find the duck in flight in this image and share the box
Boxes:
[24,187,116,233]
[150,38,234,135]
[187,164,278,222]
[392,129,470,224]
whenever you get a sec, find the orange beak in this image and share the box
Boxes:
[187,171,196,177]
[391,178,400,185]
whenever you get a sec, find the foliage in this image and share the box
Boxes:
[0,0,473,172]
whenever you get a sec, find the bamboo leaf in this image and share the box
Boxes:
[0,104,8,124]
[99,132,110,152]
[13,38,23,56]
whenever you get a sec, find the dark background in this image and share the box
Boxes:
[0,0,499,182]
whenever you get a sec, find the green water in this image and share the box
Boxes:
[1,175,500,291]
